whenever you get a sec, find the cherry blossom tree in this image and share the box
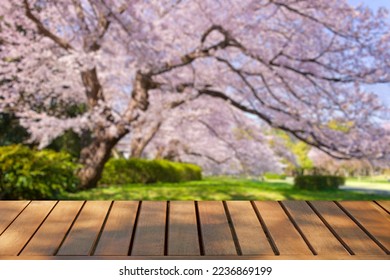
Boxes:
[308,148,375,176]
[1,0,389,189]
[138,96,285,176]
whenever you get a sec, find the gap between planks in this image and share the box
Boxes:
[0,200,389,258]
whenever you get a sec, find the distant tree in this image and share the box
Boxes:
[140,97,285,176]
[270,131,313,175]
[308,148,380,177]
[1,0,389,189]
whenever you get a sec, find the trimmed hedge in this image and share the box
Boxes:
[100,158,202,185]
[294,175,345,190]
[0,145,79,199]
[264,173,286,180]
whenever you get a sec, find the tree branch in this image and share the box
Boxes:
[199,88,356,160]
[270,0,351,39]
[23,0,74,51]
[151,25,237,76]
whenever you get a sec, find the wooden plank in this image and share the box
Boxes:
[131,201,167,256]
[57,201,111,256]
[0,200,387,259]
[310,201,385,255]
[197,201,237,256]
[339,201,390,253]
[226,201,274,255]
[1,254,390,260]
[168,201,200,256]
[254,201,311,255]
[0,201,56,256]
[376,201,390,214]
[0,201,30,235]
[94,201,139,256]
[282,201,347,255]
[20,201,84,256]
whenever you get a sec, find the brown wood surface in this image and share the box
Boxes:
[282,201,348,255]
[226,201,274,255]
[0,200,388,259]
[94,201,139,256]
[131,201,167,256]
[56,201,111,256]
[20,201,84,256]
[197,201,237,256]
[0,201,56,256]
[168,201,200,256]
[375,201,390,214]
[254,201,312,255]
[339,201,390,253]
[0,201,29,235]
[310,201,385,255]
[1,254,389,260]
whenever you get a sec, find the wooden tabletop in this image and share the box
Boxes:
[0,200,389,259]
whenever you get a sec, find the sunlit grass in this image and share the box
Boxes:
[61,176,390,201]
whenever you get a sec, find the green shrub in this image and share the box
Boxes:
[100,158,202,185]
[264,173,286,180]
[0,145,80,199]
[294,175,345,190]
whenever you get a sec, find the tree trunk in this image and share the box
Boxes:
[77,136,121,190]
[130,121,162,158]
[76,71,154,189]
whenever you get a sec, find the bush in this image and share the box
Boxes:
[100,158,202,185]
[294,175,345,190]
[264,173,286,180]
[0,145,80,199]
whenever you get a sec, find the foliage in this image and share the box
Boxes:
[327,119,355,133]
[47,129,92,158]
[270,130,314,175]
[292,142,314,173]
[100,158,202,185]
[60,176,389,201]
[0,145,80,199]
[0,113,29,146]
[44,104,91,158]
[264,173,286,180]
[294,175,346,190]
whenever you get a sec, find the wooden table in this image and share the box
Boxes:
[0,201,389,259]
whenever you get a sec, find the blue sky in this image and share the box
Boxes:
[348,0,390,106]
[348,0,389,11]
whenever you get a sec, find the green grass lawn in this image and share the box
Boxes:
[344,180,390,190]
[61,176,390,200]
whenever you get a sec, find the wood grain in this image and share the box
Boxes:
[339,201,390,253]
[226,201,274,255]
[1,254,389,260]
[0,201,56,256]
[57,201,111,256]
[254,201,311,255]
[0,200,388,259]
[282,201,348,255]
[0,201,29,235]
[197,201,237,256]
[375,201,390,214]
[131,201,167,256]
[310,201,385,255]
[20,201,84,256]
[168,201,200,256]
[94,201,139,256]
